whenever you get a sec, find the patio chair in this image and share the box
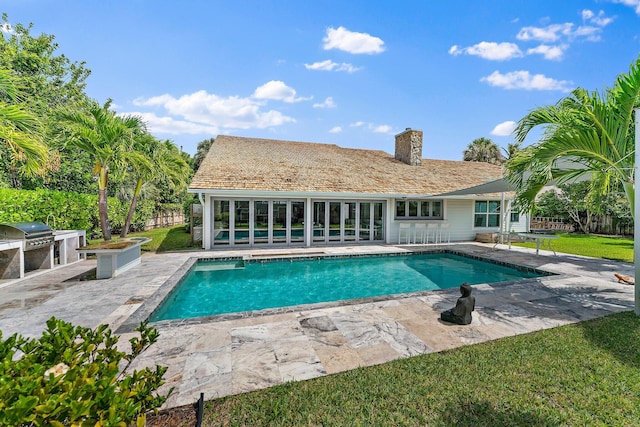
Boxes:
[398,222,411,244]
[426,223,439,244]
[438,222,451,243]
[413,223,427,244]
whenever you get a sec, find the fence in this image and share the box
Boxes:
[530,217,574,232]
[532,216,633,236]
[588,215,633,236]
[144,210,185,230]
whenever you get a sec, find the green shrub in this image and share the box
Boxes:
[0,188,154,238]
[0,317,171,426]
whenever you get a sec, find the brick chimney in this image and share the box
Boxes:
[395,128,423,166]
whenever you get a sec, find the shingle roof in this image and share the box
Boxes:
[189,135,505,196]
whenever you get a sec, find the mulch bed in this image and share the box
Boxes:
[147,403,198,426]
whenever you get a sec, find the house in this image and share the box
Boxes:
[188,129,528,249]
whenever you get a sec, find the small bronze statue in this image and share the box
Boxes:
[440,282,475,325]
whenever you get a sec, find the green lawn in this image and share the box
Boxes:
[125,228,634,425]
[203,312,640,426]
[512,233,633,262]
[90,225,198,253]
[101,226,636,425]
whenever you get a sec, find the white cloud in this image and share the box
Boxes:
[491,121,517,136]
[611,0,640,15]
[323,26,385,54]
[304,59,361,73]
[448,41,523,61]
[252,80,311,103]
[349,121,394,134]
[125,112,219,135]
[372,125,392,133]
[582,9,614,26]
[130,89,296,131]
[526,44,567,60]
[329,126,342,133]
[516,11,612,44]
[313,97,336,108]
[481,70,573,91]
[516,23,574,42]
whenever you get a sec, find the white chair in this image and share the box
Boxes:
[438,222,451,243]
[413,223,427,244]
[426,223,439,244]
[398,222,411,244]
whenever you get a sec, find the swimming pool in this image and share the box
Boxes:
[150,252,546,322]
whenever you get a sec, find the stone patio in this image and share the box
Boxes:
[0,243,635,410]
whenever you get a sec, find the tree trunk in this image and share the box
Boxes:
[120,178,143,238]
[98,167,111,241]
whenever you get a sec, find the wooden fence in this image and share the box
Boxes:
[587,215,633,236]
[530,217,574,232]
[145,210,185,230]
[532,216,633,236]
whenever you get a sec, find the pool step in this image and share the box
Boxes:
[194,261,245,271]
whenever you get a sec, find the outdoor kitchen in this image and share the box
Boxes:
[0,222,86,283]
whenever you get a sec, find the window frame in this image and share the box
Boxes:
[473,200,501,228]
[395,199,443,220]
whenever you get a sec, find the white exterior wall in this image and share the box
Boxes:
[445,199,476,241]
[199,194,525,249]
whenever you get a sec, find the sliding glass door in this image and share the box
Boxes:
[211,198,384,246]
[312,200,385,244]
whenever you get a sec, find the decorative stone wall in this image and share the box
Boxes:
[394,128,423,166]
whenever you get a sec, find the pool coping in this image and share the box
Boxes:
[116,248,559,333]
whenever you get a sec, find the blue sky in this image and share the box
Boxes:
[3,0,640,159]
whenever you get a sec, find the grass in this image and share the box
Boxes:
[198,312,640,426]
[94,226,634,262]
[89,225,198,253]
[137,228,637,426]
[512,233,633,262]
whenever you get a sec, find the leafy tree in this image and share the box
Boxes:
[59,100,144,241]
[462,137,504,164]
[0,14,92,189]
[506,56,640,215]
[537,182,594,233]
[17,146,97,194]
[192,137,214,172]
[0,14,90,109]
[120,136,190,237]
[0,68,46,176]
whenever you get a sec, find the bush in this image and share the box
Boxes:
[0,188,154,238]
[0,317,171,426]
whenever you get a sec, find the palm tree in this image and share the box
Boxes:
[463,137,504,164]
[120,136,190,237]
[59,100,144,240]
[0,68,47,175]
[506,56,640,317]
[192,137,214,172]
[502,141,522,161]
[505,56,640,214]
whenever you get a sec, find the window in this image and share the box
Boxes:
[474,200,500,228]
[395,199,443,219]
[510,212,520,223]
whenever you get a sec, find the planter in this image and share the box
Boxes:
[475,232,497,243]
[77,237,151,279]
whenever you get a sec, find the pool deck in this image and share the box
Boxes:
[0,242,635,410]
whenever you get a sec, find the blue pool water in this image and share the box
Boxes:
[151,253,540,321]
[151,253,544,322]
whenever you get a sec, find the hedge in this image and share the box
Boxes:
[0,188,154,239]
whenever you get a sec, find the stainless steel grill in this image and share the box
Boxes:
[0,222,54,251]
